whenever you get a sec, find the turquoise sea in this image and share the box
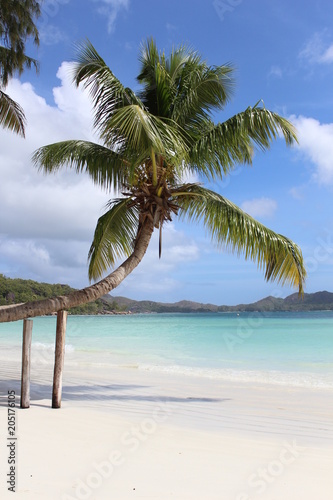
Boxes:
[0,311,333,389]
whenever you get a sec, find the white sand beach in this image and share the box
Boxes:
[0,343,333,500]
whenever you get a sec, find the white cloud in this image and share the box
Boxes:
[320,44,333,63]
[299,32,333,65]
[180,164,200,184]
[1,240,50,267]
[290,115,333,185]
[93,0,129,33]
[0,236,91,285]
[0,69,110,287]
[240,198,277,218]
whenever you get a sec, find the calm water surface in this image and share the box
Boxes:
[1,311,332,388]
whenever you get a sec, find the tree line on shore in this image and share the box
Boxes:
[1,275,332,314]
[0,274,127,315]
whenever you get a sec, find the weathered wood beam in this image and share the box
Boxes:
[52,310,67,409]
[21,319,33,409]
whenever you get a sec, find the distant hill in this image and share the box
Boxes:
[101,295,220,313]
[104,291,333,313]
[219,291,333,312]
[1,274,332,314]
[0,274,127,315]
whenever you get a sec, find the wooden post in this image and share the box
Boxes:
[21,319,33,409]
[52,310,67,409]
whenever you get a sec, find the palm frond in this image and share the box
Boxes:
[137,38,235,126]
[137,37,172,116]
[234,101,298,148]
[0,89,26,136]
[72,39,144,138]
[104,105,189,165]
[88,198,139,280]
[171,62,235,126]
[172,184,306,293]
[189,103,298,180]
[189,118,254,179]
[32,140,129,190]
[165,44,192,79]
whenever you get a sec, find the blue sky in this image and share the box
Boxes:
[0,0,333,305]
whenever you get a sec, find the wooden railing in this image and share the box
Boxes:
[20,311,67,409]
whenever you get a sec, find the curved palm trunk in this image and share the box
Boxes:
[0,220,154,323]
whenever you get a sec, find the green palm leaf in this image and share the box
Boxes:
[88,198,139,280]
[104,105,189,166]
[0,89,26,136]
[137,37,173,117]
[234,101,298,148]
[137,38,234,125]
[172,184,306,293]
[189,103,298,180]
[72,40,143,139]
[188,117,254,179]
[170,61,235,127]
[32,140,130,190]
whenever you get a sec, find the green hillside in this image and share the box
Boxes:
[1,274,333,315]
[0,274,125,315]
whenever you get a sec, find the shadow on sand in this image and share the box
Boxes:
[0,379,231,408]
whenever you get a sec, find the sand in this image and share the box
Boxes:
[0,346,333,499]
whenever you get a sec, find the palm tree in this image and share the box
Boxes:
[0,39,306,323]
[0,0,40,85]
[0,0,40,136]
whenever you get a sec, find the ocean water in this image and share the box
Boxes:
[0,311,332,389]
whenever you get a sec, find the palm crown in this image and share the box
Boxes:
[33,38,306,294]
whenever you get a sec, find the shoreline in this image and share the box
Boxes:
[2,338,333,391]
